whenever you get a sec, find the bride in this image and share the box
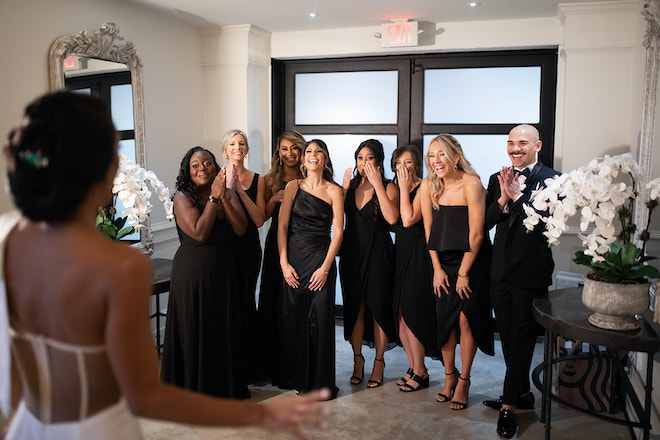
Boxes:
[0,91,329,440]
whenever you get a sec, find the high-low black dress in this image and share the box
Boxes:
[161,213,249,399]
[258,182,285,384]
[277,188,338,395]
[340,188,396,346]
[231,173,263,381]
[427,205,494,356]
[392,185,438,357]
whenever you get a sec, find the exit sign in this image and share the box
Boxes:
[381,20,418,48]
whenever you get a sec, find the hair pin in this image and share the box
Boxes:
[17,150,49,169]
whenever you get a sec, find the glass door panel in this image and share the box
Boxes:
[295,71,399,125]
[424,67,541,124]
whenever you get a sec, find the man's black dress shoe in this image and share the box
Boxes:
[483,392,535,410]
[497,408,517,439]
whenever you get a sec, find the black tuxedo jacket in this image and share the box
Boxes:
[485,163,560,289]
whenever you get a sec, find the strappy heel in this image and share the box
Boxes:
[367,358,385,388]
[451,374,471,410]
[350,353,365,385]
[437,368,458,403]
[399,369,429,392]
[396,367,414,386]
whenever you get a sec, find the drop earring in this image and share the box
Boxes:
[454,162,458,170]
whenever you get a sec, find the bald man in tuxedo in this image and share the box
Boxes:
[483,124,559,439]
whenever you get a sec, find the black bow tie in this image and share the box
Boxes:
[515,168,531,178]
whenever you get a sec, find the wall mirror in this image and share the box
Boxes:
[48,22,154,253]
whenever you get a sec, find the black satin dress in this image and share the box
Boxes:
[231,173,263,381]
[392,185,438,357]
[427,205,494,356]
[258,183,286,384]
[161,213,249,398]
[277,189,338,395]
[340,187,396,346]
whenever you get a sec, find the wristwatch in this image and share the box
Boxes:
[208,195,220,203]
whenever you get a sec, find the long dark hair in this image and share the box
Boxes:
[301,139,336,184]
[349,139,389,190]
[175,146,220,207]
[349,139,390,219]
[5,91,116,222]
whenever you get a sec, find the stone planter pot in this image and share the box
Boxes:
[581,274,650,331]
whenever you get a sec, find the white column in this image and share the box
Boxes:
[201,25,272,174]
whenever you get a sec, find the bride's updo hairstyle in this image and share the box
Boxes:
[4,92,116,222]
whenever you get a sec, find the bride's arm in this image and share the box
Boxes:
[104,248,328,434]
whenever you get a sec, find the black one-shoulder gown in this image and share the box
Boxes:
[277,189,338,395]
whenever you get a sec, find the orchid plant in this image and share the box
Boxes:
[96,154,174,240]
[523,153,660,284]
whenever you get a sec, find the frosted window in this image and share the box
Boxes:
[111,84,134,131]
[422,134,509,188]
[295,72,398,125]
[308,134,397,306]
[424,67,541,124]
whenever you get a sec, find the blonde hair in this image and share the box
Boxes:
[424,134,480,209]
[266,130,306,194]
[221,129,249,157]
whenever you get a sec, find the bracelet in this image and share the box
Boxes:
[323,270,329,275]
[457,273,468,278]
[208,195,220,204]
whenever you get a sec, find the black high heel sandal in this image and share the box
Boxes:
[350,353,365,385]
[451,374,471,410]
[396,368,414,386]
[367,358,385,388]
[399,369,429,392]
[437,368,458,403]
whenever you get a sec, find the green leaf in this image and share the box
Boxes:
[113,216,127,230]
[97,223,117,239]
[605,251,622,268]
[632,265,660,279]
[116,226,135,240]
[573,251,593,266]
[620,242,641,266]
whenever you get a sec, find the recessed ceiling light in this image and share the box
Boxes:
[309,12,317,18]
[468,1,480,7]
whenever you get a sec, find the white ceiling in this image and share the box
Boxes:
[125,0,621,33]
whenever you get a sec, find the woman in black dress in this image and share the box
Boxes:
[161,146,250,398]
[391,145,436,392]
[340,139,399,388]
[260,130,305,384]
[277,139,344,397]
[222,129,266,382]
[420,134,494,410]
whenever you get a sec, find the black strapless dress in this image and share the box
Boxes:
[340,188,396,346]
[427,205,494,356]
[161,215,249,398]
[391,185,438,357]
[276,189,338,395]
[231,173,263,381]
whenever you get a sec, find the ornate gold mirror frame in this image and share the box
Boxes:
[48,22,153,253]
